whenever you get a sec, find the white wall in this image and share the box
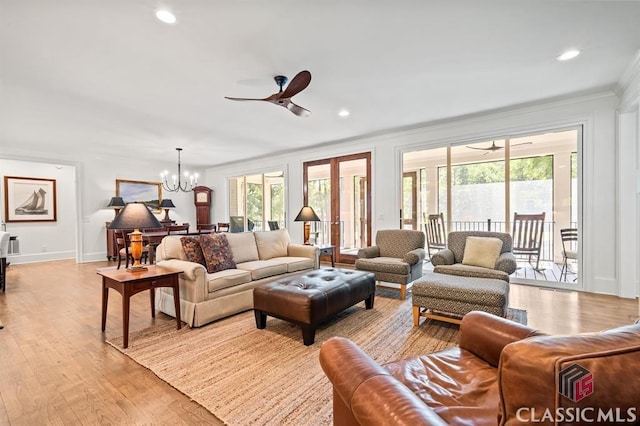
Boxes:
[205,92,627,297]
[0,152,200,264]
[0,159,76,262]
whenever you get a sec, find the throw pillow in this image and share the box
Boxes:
[180,236,206,267]
[200,233,236,273]
[462,236,503,269]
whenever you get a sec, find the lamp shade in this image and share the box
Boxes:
[294,206,320,222]
[106,196,125,209]
[159,199,176,209]
[108,203,162,230]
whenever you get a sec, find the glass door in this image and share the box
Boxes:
[304,152,371,264]
[401,172,418,229]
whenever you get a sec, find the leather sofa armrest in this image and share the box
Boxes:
[320,337,448,426]
[459,311,542,367]
[403,248,426,265]
[357,246,380,259]
[431,248,454,266]
[495,252,517,274]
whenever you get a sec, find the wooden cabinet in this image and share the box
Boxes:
[106,222,117,261]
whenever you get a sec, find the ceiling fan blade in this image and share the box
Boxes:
[286,101,311,117]
[224,96,270,102]
[466,146,491,150]
[279,70,311,99]
[511,141,533,147]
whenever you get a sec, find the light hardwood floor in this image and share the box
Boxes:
[0,259,638,425]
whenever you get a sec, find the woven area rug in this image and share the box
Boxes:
[108,292,526,425]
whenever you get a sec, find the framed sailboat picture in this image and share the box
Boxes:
[4,176,57,222]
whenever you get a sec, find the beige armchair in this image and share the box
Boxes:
[355,229,426,300]
[431,231,517,282]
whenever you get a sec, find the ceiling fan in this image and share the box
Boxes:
[466,141,532,154]
[225,70,312,117]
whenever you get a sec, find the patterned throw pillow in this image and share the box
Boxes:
[180,236,206,267]
[200,233,236,273]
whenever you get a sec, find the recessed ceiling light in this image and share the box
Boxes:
[557,49,580,61]
[156,10,177,24]
[338,109,350,117]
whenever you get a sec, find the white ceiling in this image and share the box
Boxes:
[2,1,639,167]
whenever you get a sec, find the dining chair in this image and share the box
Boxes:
[511,212,546,271]
[217,222,230,232]
[197,224,217,233]
[167,224,190,234]
[559,228,578,282]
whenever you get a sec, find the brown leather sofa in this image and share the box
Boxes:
[320,311,640,425]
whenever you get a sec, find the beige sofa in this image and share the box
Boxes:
[154,229,318,327]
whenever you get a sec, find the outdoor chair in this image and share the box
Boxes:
[268,221,280,230]
[559,228,578,282]
[355,229,426,300]
[511,212,545,271]
[424,212,446,261]
[230,216,245,233]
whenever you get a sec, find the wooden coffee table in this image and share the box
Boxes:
[98,265,182,348]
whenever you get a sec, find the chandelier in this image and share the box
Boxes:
[161,148,199,192]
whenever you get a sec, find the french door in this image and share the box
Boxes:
[303,152,371,264]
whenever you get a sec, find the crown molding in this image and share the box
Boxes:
[616,50,640,111]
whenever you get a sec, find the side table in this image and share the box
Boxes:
[317,245,336,267]
[98,265,182,348]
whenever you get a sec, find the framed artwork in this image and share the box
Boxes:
[4,176,57,222]
[116,179,162,211]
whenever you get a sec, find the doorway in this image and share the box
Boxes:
[303,152,371,264]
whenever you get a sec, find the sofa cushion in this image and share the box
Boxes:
[236,260,287,280]
[384,347,500,425]
[200,233,237,273]
[354,257,410,275]
[462,236,503,269]
[254,229,290,260]
[225,232,259,264]
[433,264,510,282]
[269,256,315,273]
[207,268,252,293]
[180,236,206,267]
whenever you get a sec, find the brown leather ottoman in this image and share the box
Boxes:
[253,268,376,345]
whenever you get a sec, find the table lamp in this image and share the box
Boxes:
[106,196,126,218]
[108,203,162,271]
[294,206,320,245]
[159,199,176,222]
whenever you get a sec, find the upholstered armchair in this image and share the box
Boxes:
[431,231,517,282]
[355,229,426,300]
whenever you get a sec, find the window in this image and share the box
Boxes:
[228,171,285,231]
